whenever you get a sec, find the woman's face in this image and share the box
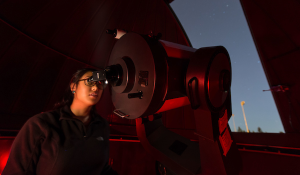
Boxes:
[71,71,103,106]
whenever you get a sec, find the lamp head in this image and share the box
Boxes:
[241,101,245,106]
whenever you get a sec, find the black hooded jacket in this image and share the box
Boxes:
[2,105,118,175]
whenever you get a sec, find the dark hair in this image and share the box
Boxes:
[54,68,97,109]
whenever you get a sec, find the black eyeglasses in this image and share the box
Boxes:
[78,78,104,89]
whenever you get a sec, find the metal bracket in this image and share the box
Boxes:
[113,109,130,118]
[263,85,289,92]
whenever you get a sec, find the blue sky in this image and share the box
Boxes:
[170,0,285,133]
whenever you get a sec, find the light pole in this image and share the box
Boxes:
[241,101,249,133]
[232,114,236,132]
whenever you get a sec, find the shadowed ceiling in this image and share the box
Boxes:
[240,0,300,133]
[0,0,190,129]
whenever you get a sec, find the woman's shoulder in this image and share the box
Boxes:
[28,108,62,125]
[18,108,62,135]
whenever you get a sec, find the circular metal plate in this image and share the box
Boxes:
[207,53,231,108]
[108,33,162,119]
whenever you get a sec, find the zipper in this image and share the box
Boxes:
[82,123,87,138]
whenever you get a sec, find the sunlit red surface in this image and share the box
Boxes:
[156,97,190,113]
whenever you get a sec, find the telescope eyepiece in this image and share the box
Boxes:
[105,64,123,86]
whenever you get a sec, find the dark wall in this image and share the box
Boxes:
[1,135,300,175]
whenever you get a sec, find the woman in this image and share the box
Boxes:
[3,68,118,175]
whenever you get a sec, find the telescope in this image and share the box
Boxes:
[92,30,242,175]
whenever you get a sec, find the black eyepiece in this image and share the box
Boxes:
[105,64,123,86]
